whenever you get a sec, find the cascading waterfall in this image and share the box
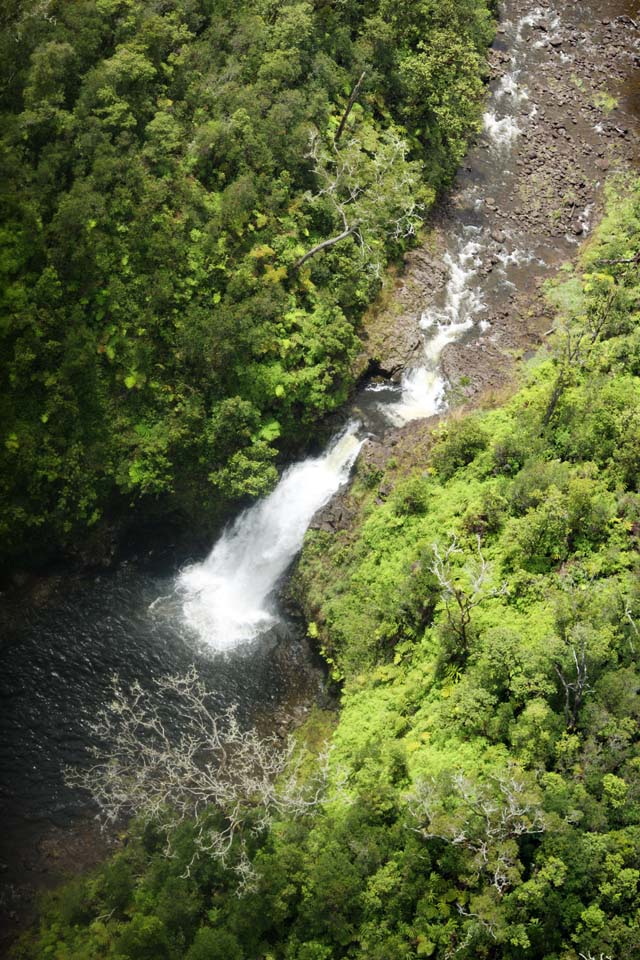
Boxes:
[385,6,542,429]
[176,424,363,649]
[173,6,556,649]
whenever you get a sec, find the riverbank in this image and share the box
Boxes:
[314,0,639,532]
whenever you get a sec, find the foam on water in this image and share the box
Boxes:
[496,71,529,104]
[176,424,363,649]
[383,2,549,427]
[385,237,485,426]
[384,366,447,426]
[483,110,522,148]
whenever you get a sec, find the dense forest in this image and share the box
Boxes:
[13,180,640,959]
[5,0,640,958]
[0,0,493,569]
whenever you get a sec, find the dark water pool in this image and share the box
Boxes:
[0,557,325,888]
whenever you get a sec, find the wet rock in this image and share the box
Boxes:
[310,496,355,533]
[355,246,447,380]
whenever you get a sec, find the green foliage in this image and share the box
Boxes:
[430,416,489,479]
[21,16,640,960]
[0,0,493,568]
[18,180,640,960]
[185,928,242,960]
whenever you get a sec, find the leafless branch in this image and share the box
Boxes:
[409,770,545,900]
[431,535,508,658]
[295,126,424,271]
[594,253,640,265]
[334,71,367,145]
[294,222,360,268]
[554,640,592,730]
[66,668,336,891]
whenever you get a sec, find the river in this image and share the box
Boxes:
[1,0,638,945]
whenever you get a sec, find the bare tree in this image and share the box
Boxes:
[66,668,335,890]
[409,770,546,898]
[542,318,587,428]
[552,575,606,730]
[622,594,639,653]
[554,640,592,730]
[431,535,507,664]
[295,125,425,273]
[595,251,640,266]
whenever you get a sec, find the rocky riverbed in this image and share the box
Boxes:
[315,0,639,532]
[358,0,639,396]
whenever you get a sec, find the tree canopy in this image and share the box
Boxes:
[0,0,493,567]
[13,178,640,960]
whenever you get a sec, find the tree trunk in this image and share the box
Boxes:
[334,71,367,145]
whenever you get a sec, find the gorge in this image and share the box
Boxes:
[1,0,640,955]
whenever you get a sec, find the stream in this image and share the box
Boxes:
[1,0,638,944]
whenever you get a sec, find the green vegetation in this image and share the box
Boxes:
[0,0,493,567]
[14,181,640,959]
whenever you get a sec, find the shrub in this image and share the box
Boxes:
[509,459,571,515]
[430,418,488,480]
[391,475,430,515]
[492,433,529,476]
[504,485,570,572]
[185,928,243,960]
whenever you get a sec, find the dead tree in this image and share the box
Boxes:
[334,70,367,145]
[431,535,507,666]
[543,283,617,428]
[66,668,335,889]
[410,770,546,897]
[554,640,592,730]
[294,127,424,272]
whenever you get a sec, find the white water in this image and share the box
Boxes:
[483,110,521,148]
[171,4,554,648]
[384,5,545,429]
[176,424,363,649]
[385,235,485,426]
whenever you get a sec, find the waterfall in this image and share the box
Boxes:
[176,423,363,650]
[172,6,554,647]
